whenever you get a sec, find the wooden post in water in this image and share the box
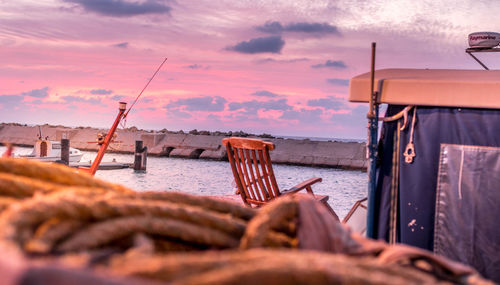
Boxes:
[60,139,70,165]
[134,140,147,171]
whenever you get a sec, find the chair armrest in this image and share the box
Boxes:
[281,177,322,195]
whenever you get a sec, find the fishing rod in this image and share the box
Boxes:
[124,57,168,118]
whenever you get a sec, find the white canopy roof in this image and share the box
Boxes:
[349,69,500,109]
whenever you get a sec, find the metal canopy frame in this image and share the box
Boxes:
[466,47,500,70]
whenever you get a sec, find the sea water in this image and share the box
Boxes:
[2,146,368,219]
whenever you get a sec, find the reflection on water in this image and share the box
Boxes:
[2,146,367,219]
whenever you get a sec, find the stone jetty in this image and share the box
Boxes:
[0,123,367,170]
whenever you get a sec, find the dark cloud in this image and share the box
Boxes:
[326,78,350,86]
[21,87,49,98]
[165,96,226,112]
[256,21,283,34]
[280,108,323,123]
[228,98,292,113]
[90,89,113,95]
[113,42,128,48]
[251,90,279,98]
[61,96,101,105]
[287,22,339,34]
[227,36,285,54]
[311,60,347,69]
[0,95,23,105]
[63,0,171,17]
[307,96,346,110]
[256,21,340,36]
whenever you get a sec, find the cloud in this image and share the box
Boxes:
[228,98,292,113]
[0,95,24,105]
[166,109,192,119]
[307,96,345,110]
[111,95,126,101]
[61,96,101,105]
[63,0,171,17]
[280,108,323,124]
[251,90,280,98]
[331,105,369,127]
[112,42,129,48]
[186,64,203,69]
[90,89,113,95]
[30,99,44,105]
[164,96,227,112]
[326,78,350,86]
[255,57,309,64]
[256,21,283,34]
[311,60,347,69]
[21,87,49,98]
[256,21,340,36]
[226,36,285,54]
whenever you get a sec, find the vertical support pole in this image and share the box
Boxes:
[61,139,70,165]
[366,42,379,239]
[134,140,147,171]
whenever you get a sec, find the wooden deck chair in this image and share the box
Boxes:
[222,137,338,219]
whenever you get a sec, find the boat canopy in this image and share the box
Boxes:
[349,68,500,282]
[349,69,500,109]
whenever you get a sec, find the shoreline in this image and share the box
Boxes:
[0,123,368,171]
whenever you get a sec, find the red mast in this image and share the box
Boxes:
[80,102,126,175]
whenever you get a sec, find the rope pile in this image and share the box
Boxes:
[0,158,297,265]
[0,158,493,284]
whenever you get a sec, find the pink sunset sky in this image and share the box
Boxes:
[1,0,499,139]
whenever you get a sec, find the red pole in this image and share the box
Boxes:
[80,102,127,175]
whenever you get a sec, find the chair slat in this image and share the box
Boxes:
[244,149,263,202]
[233,147,254,203]
[262,147,280,198]
[251,149,269,202]
[258,149,275,199]
[238,148,258,202]
[225,143,249,204]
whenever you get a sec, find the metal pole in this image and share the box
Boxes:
[366,42,379,239]
[466,51,489,70]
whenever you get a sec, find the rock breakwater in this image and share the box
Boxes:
[0,124,367,170]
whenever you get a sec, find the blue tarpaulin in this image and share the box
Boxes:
[374,105,500,281]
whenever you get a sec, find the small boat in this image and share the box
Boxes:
[18,139,83,162]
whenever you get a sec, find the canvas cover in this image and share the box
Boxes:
[434,144,500,282]
[349,69,500,109]
[374,105,500,281]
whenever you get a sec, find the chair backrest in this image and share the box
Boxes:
[222,137,281,207]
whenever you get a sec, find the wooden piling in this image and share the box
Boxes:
[134,140,147,171]
[60,139,69,165]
